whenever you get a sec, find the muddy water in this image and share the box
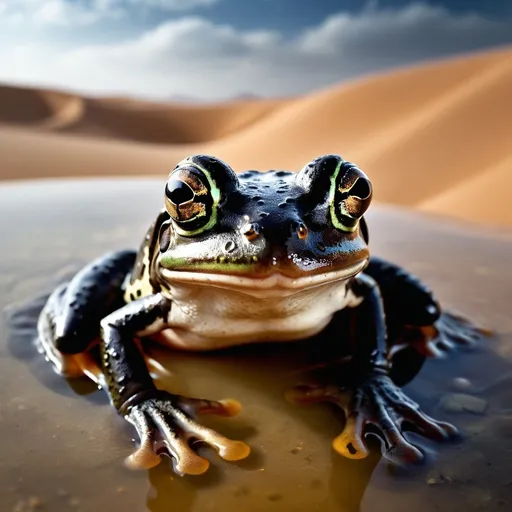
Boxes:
[1,179,511,512]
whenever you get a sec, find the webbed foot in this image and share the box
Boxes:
[409,311,492,358]
[124,390,250,475]
[287,373,458,466]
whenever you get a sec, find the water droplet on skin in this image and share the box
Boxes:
[317,242,326,252]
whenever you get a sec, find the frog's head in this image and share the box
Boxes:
[157,154,372,296]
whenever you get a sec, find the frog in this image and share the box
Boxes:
[37,154,489,476]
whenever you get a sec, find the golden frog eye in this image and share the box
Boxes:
[295,155,373,233]
[164,167,214,235]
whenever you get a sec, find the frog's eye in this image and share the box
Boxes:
[296,155,372,233]
[164,168,214,235]
[331,165,372,232]
[164,155,239,236]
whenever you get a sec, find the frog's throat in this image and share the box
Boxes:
[160,259,367,293]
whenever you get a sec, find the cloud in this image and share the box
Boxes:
[0,0,219,25]
[0,0,124,25]
[144,0,220,11]
[0,3,511,100]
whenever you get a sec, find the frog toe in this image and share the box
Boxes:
[124,391,250,476]
[372,410,425,465]
[396,402,459,441]
[125,406,163,470]
[177,417,251,463]
[176,396,243,418]
[332,413,369,459]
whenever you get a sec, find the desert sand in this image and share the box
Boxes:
[0,46,511,227]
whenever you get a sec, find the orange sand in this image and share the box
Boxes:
[0,47,511,227]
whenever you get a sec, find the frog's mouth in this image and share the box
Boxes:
[160,259,367,297]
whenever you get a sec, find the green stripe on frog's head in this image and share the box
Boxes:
[164,155,239,237]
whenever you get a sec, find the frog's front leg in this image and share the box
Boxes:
[38,250,138,379]
[99,294,250,475]
[289,274,457,466]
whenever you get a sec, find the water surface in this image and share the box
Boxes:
[1,179,511,512]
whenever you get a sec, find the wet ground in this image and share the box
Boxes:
[1,179,511,512]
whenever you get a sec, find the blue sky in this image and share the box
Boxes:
[0,1,511,100]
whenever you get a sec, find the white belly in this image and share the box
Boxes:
[158,279,361,350]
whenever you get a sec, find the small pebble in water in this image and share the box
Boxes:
[452,377,472,390]
[438,393,488,415]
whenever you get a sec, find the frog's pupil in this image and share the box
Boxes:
[350,178,372,200]
[167,179,194,204]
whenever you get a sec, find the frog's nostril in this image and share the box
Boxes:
[297,224,308,240]
[224,240,236,253]
[243,223,260,241]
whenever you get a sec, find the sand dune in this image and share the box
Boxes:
[0,46,511,227]
[420,153,512,226]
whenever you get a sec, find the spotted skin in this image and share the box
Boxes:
[37,153,491,475]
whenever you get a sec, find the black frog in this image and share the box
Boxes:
[38,154,487,475]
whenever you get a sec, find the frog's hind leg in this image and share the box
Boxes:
[37,250,137,380]
[364,256,492,360]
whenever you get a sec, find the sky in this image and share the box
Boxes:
[0,0,511,101]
